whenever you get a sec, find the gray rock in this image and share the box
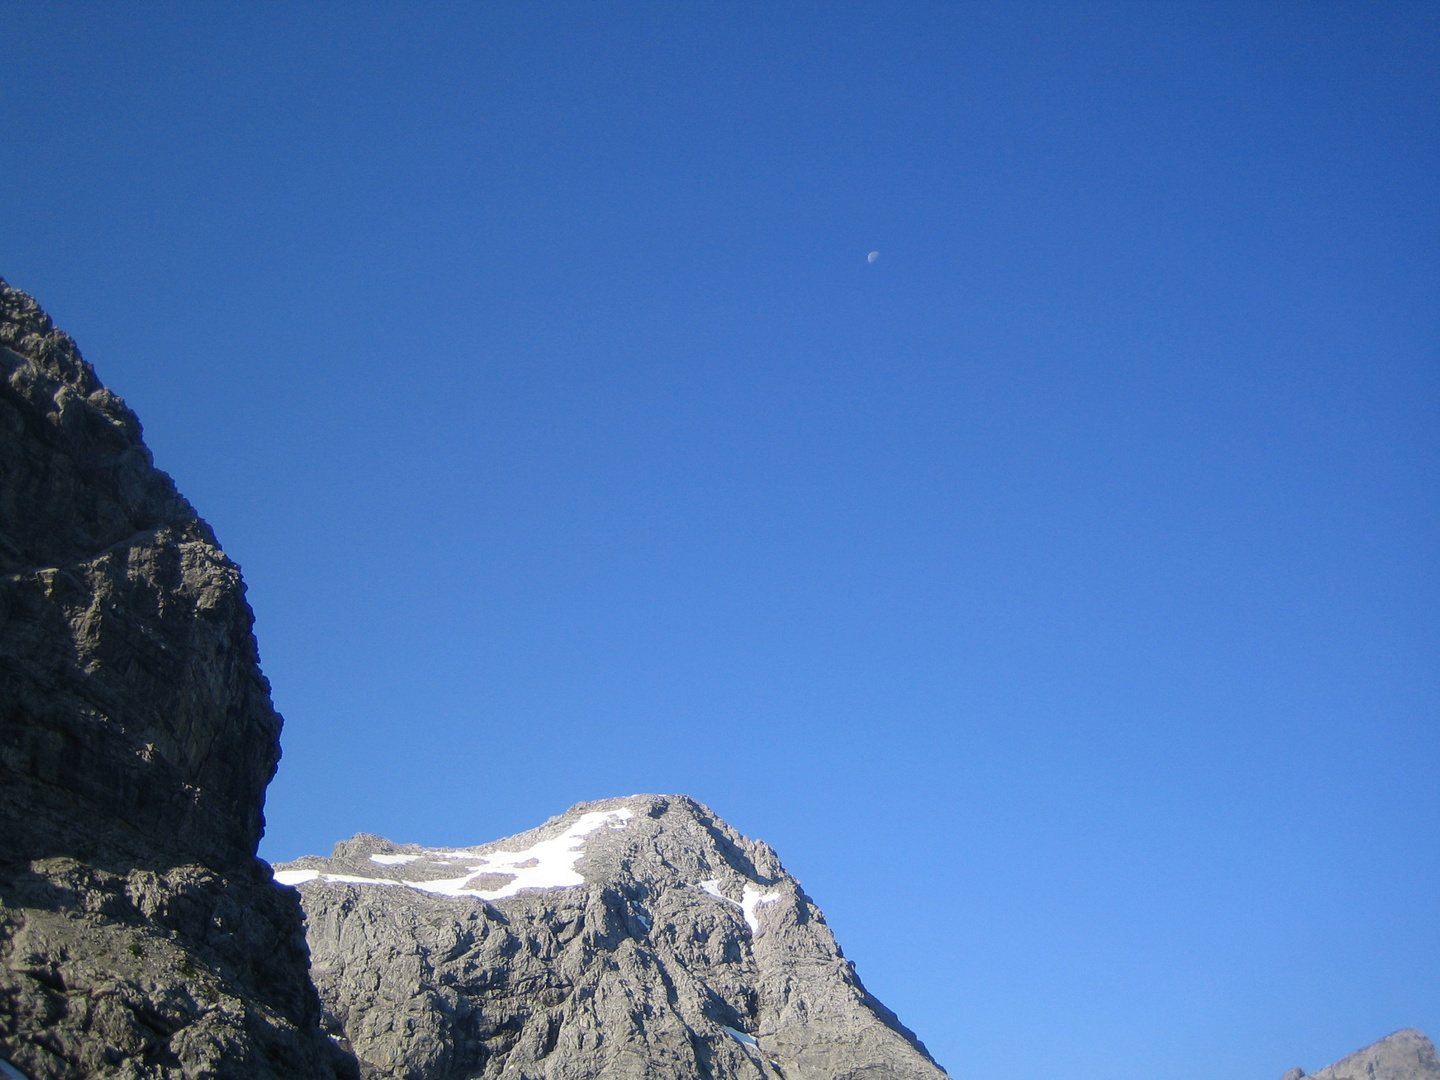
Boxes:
[0,278,351,1080]
[1288,1030,1440,1080]
[279,794,950,1080]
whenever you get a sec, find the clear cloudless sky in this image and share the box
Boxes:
[2,4,1437,1079]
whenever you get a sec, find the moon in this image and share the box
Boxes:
[867,251,880,263]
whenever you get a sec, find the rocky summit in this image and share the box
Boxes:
[277,794,948,1080]
[0,279,348,1080]
[1281,1030,1440,1080]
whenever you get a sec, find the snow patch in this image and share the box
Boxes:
[699,879,782,934]
[274,869,320,886]
[632,904,652,932]
[276,809,634,901]
[740,884,782,934]
[721,1025,758,1048]
[275,869,403,888]
[369,853,422,866]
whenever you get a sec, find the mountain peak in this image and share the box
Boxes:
[280,795,784,905]
[1300,1030,1440,1080]
[278,794,946,1080]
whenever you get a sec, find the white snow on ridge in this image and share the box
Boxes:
[408,809,634,899]
[370,853,422,865]
[275,808,634,900]
[274,869,321,886]
[740,884,782,934]
[720,1025,759,1048]
[699,878,781,934]
[275,869,392,888]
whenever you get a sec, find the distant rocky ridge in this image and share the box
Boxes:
[278,794,949,1080]
[1280,1030,1440,1080]
[0,278,349,1079]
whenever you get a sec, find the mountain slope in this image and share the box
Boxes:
[278,794,948,1080]
[1283,1030,1440,1080]
[0,278,348,1080]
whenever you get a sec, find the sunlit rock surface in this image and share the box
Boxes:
[280,794,949,1080]
[1283,1030,1440,1080]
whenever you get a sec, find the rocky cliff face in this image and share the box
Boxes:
[0,278,349,1080]
[1282,1030,1440,1080]
[278,794,948,1080]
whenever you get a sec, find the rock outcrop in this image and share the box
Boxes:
[0,278,350,1080]
[278,794,949,1080]
[1283,1030,1440,1080]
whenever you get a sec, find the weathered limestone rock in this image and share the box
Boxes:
[279,794,949,1080]
[1282,1030,1440,1080]
[0,278,351,1080]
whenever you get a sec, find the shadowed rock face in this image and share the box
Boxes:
[1283,1030,1440,1080]
[278,794,950,1080]
[0,281,276,874]
[0,278,350,1080]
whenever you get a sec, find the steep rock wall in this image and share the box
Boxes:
[0,278,350,1080]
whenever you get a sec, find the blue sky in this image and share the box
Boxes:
[3,4,1436,1079]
